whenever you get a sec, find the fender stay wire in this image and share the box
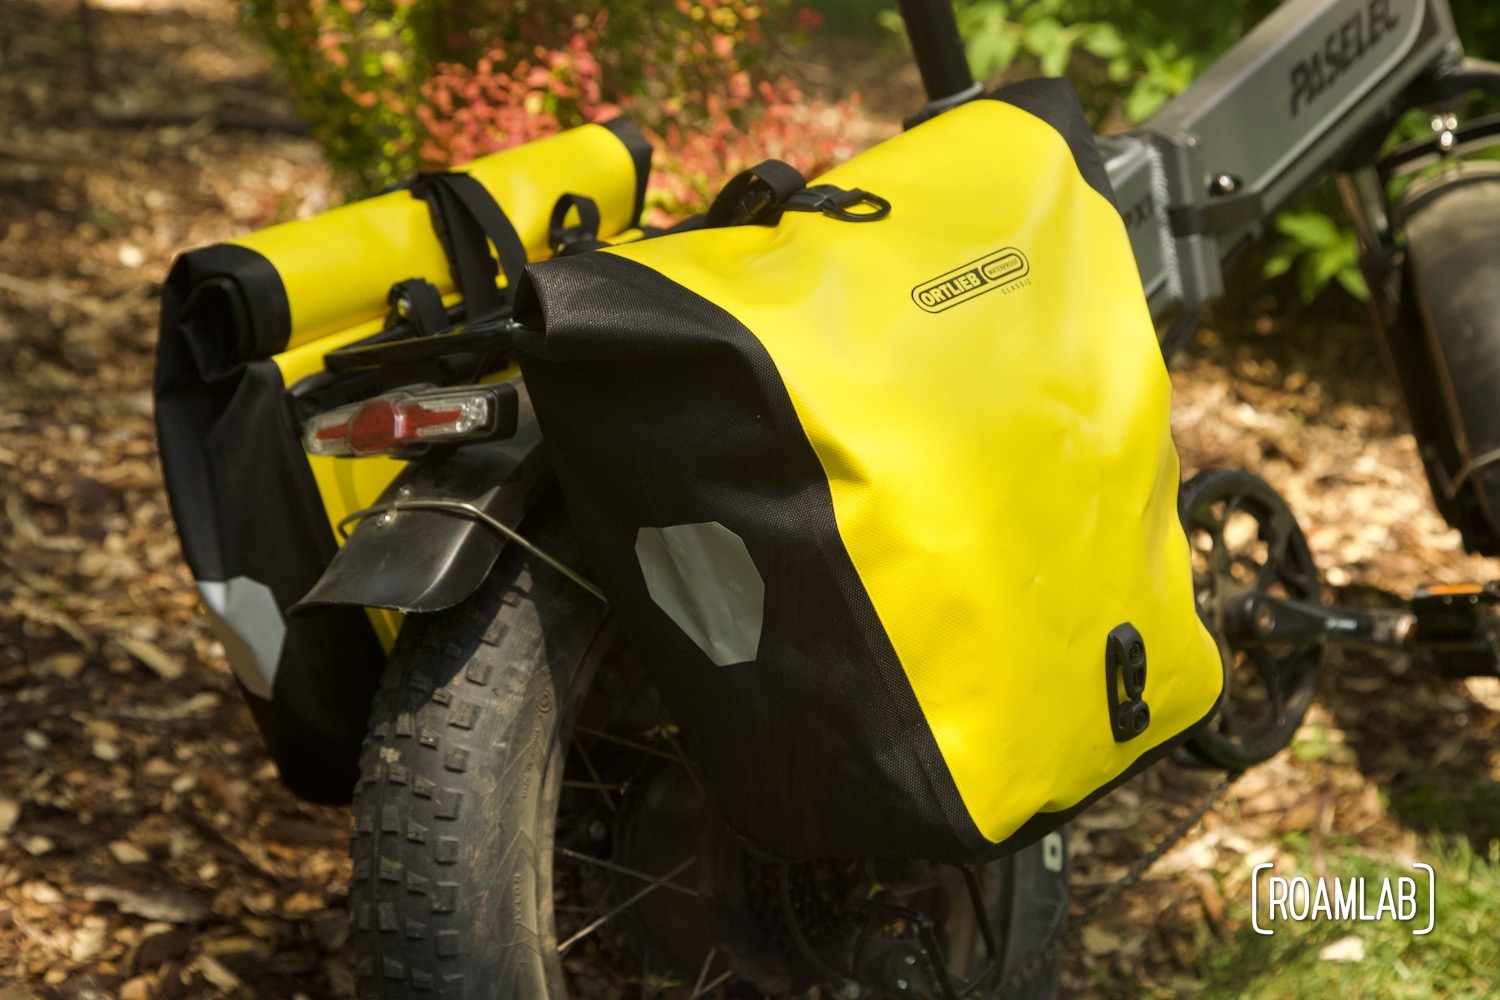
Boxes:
[337,499,607,602]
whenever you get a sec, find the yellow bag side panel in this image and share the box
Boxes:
[234,123,641,352]
[610,99,1222,845]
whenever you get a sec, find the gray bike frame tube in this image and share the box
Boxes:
[1098,0,1462,321]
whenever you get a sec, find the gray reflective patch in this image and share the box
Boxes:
[635,522,764,666]
[198,577,286,699]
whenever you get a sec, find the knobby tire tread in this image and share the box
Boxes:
[349,514,606,1000]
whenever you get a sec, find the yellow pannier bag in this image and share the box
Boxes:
[515,83,1222,861]
[155,120,651,801]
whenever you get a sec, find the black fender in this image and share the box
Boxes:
[262,385,553,803]
[291,392,553,615]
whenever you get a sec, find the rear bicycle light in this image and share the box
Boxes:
[303,383,519,457]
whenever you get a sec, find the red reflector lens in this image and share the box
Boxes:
[350,400,400,453]
[399,402,465,432]
[305,388,496,457]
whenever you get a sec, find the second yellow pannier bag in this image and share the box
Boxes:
[515,82,1223,862]
[155,120,650,800]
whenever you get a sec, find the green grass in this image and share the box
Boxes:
[1179,839,1500,999]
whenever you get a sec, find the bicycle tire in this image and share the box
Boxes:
[349,509,609,999]
[347,506,1066,1000]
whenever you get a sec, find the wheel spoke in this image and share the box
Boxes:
[687,970,733,1000]
[641,947,657,1000]
[573,736,618,812]
[557,857,697,954]
[555,847,700,897]
[575,725,686,764]
[692,947,719,997]
[661,727,707,796]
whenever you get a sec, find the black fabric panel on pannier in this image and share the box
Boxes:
[986,78,1117,212]
[600,117,654,229]
[164,244,294,382]
[515,252,989,862]
[156,258,385,802]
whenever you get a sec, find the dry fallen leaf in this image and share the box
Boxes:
[1191,871,1226,927]
[43,652,86,679]
[1081,924,1127,956]
[68,921,106,963]
[114,635,185,681]
[21,836,55,857]
[108,841,149,865]
[193,953,243,991]
[1318,935,1366,963]
[81,885,211,924]
[0,800,18,836]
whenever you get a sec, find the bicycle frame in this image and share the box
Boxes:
[903,0,1499,330]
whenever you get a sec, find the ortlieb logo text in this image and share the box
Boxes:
[912,248,1030,313]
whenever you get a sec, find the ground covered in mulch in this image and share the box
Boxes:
[4,1,1500,997]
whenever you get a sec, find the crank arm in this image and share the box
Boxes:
[1231,584,1500,679]
[1226,594,1415,651]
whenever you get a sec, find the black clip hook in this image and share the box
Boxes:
[783,184,892,222]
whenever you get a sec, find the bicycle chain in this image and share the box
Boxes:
[992,770,1240,999]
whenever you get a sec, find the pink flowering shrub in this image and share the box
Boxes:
[242,0,856,214]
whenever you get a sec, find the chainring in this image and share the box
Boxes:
[1178,469,1324,770]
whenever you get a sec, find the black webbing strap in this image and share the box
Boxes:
[549,193,607,255]
[411,172,529,319]
[386,278,449,337]
[706,160,809,228]
[705,159,891,227]
[550,193,602,243]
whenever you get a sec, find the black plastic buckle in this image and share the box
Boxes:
[1105,623,1151,743]
[784,184,892,222]
[724,183,782,227]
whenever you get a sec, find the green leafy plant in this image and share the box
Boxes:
[880,0,1277,125]
[947,0,1127,81]
[1264,210,1369,304]
[240,0,433,192]
[241,0,852,208]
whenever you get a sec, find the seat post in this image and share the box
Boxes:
[895,0,981,124]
